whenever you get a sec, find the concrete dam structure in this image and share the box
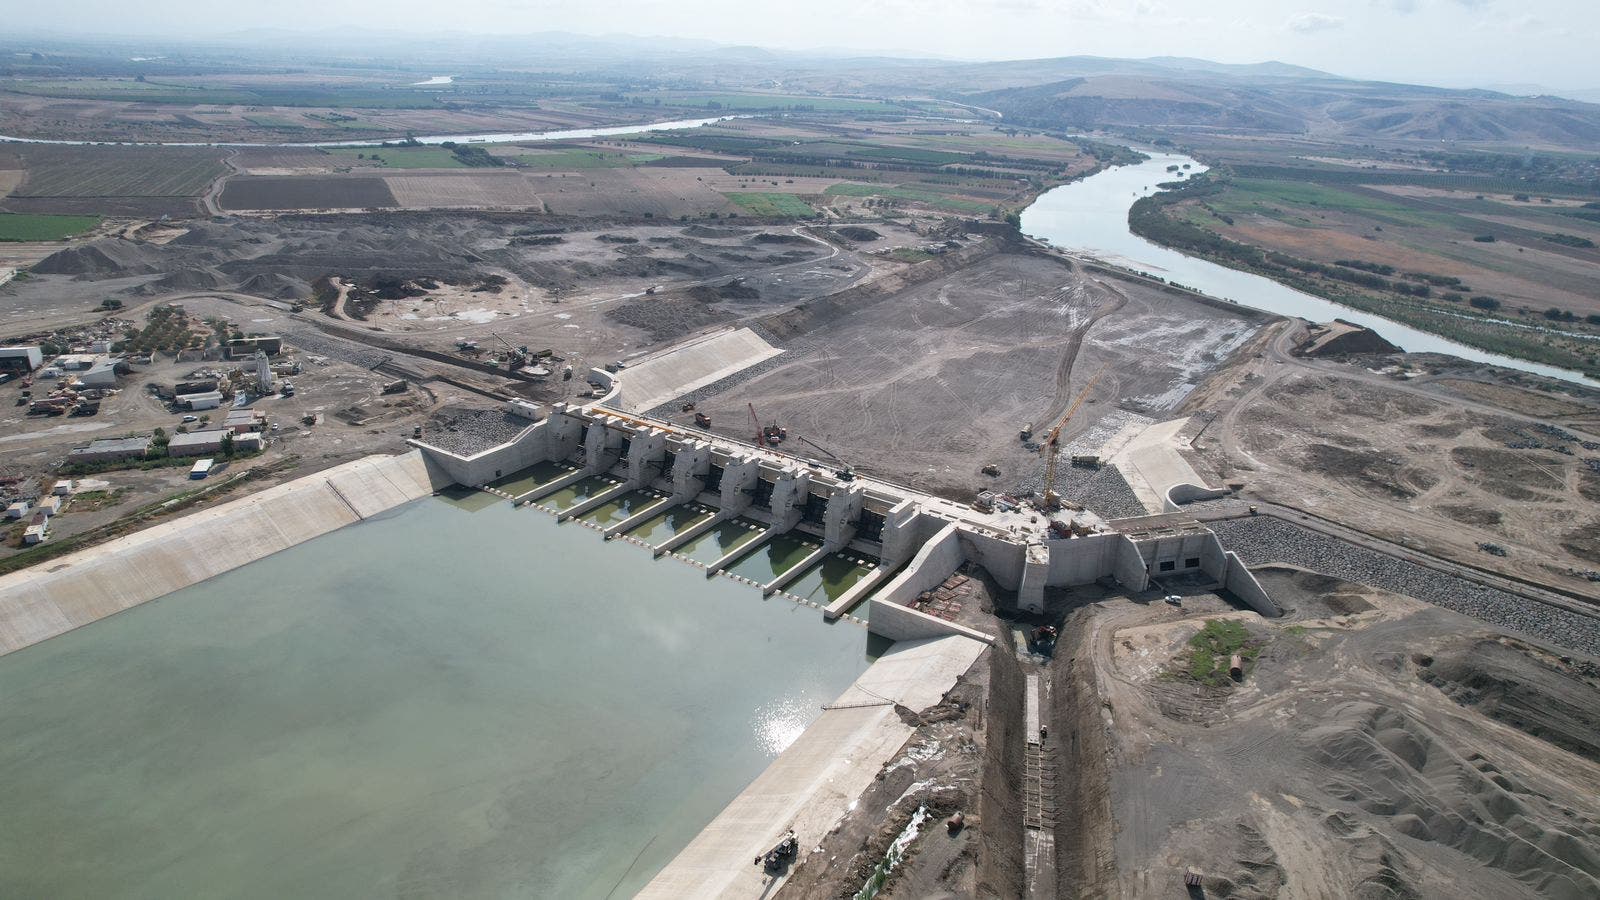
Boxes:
[412,369,1279,645]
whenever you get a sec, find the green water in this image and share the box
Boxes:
[727,531,823,585]
[677,518,766,565]
[487,459,576,496]
[625,504,715,547]
[576,489,669,528]
[783,553,878,606]
[540,473,619,511]
[0,497,872,899]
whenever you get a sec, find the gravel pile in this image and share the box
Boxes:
[1213,516,1600,658]
[420,408,533,457]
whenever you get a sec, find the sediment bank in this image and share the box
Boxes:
[0,450,449,656]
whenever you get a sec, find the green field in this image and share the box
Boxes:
[324,147,467,169]
[0,213,101,241]
[723,192,816,217]
[512,150,664,169]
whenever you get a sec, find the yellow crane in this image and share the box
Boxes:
[1041,367,1106,509]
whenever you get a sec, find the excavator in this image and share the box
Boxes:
[1039,367,1106,511]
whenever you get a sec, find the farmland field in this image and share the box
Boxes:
[7,146,226,197]
[384,173,545,209]
[723,192,816,217]
[324,147,468,169]
[0,213,101,241]
[218,176,398,210]
[510,149,665,169]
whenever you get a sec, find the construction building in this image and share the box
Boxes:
[67,436,153,464]
[168,430,264,457]
[0,346,43,375]
[176,390,224,411]
[226,336,283,359]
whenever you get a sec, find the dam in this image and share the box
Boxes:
[0,352,1278,898]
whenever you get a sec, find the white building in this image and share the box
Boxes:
[0,345,43,374]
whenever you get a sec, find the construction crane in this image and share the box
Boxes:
[747,402,787,447]
[488,332,528,370]
[1040,367,1106,510]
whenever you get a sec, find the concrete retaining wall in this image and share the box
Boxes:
[869,523,993,644]
[1223,551,1283,617]
[0,451,448,656]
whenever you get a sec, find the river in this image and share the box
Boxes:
[1020,151,1599,387]
[0,115,737,149]
[0,491,872,898]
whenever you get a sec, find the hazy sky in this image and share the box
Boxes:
[19,0,1600,90]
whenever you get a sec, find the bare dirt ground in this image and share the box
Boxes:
[0,343,464,563]
[1057,567,1600,899]
[1190,326,1600,598]
[691,249,1263,500]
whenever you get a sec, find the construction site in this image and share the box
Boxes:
[1,110,1599,900]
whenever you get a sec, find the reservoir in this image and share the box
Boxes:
[0,492,872,899]
[1021,151,1599,387]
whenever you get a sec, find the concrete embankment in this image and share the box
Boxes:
[639,633,988,898]
[0,450,449,656]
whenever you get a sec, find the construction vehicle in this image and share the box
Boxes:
[488,332,528,370]
[694,411,712,428]
[281,381,295,397]
[1019,422,1033,441]
[748,403,785,447]
[1039,367,1107,510]
[1070,454,1101,469]
[382,379,409,394]
[756,831,798,873]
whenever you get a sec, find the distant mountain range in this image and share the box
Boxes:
[8,28,1596,147]
[960,68,1600,147]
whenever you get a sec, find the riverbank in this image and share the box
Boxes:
[0,450,448,655]
[1126,175,1600,381]
[1019,150,1600,387]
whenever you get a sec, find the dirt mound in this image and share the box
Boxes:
[1304,322,1402,357]
[606,296,733,343]
[682,224,741,238]
[130,267,223,295]
[686,279,760,303]
[1305,700,1600,898]
[1416,637,1600,761]
[236,272,312,300]
[32,239,166,277]
[750,231,807,244]
[834,226,882,242]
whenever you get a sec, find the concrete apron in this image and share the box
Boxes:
[638,633,988,899]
